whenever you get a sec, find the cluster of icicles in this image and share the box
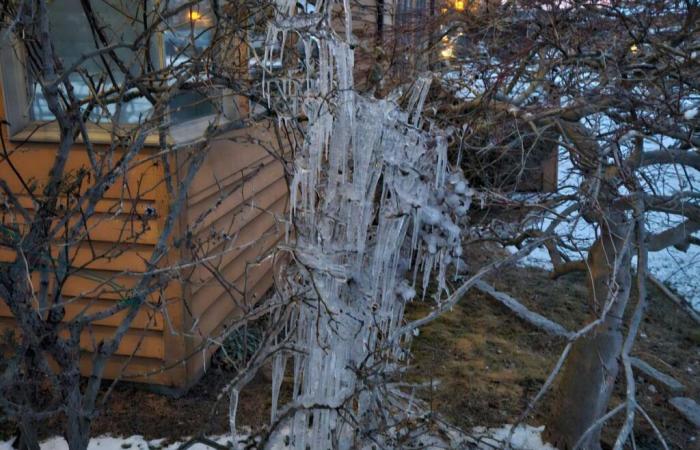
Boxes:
[241,1,472,448]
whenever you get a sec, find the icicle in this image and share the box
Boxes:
[259,0,473,447]
[408,75,432,127]
[229,387,239,447]
[343,0,352,43]
[270,353,287,423]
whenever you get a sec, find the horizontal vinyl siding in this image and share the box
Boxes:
[0,241,157,273]
[58,269,157,300]
[187,177,286,282]
[0,141,168,383]
[78,325,164,359]
[183,260,277,384]
[0,317,163,359]
[187,160,283,231]
[194,258,276,345]
[190,220,283,319]
[188,194,286,290]
[0,119,289,386]
[0,296,164,330]
[1,148,164,272]
[188,153,277,205]
[2,212,159,246]
[0,144,163,201]
[13,193,157,216]
[184,123,287,377]
[187,125,282,201]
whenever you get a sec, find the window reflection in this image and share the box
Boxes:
[164,1,214,66]
[163,1,218,125]
[29,0,152,124]
[29,0,222,127]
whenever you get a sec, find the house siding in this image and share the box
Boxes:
[0,80,287,388]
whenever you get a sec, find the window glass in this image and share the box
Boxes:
[163,1,219,125]
[30,0,153,124]
[164,1,214,66]
[169,90,216,125]
[29,0,224,127]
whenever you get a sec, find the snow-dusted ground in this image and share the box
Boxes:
[442,57,699,310]
[472,425,557,450]
[0,436,235,450]
[519,237,700,309]
[0,424,560,450]
[515,149,700,310]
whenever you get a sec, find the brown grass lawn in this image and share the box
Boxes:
[1,248,698,449]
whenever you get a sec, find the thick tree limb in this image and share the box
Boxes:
[644,194,700,222]
[669,398,700,428]
[639,149,700,171]
[647,275,700,324]
[474,280,573,338]
[550,260,587,279]
[630,357,685,393]
[646,220,700,252]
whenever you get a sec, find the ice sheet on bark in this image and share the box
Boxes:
[252,1,472,448]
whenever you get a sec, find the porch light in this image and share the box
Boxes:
[454,0,465,10]
[189,10,202,21]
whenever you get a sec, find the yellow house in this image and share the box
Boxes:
[0,0,549,392]
[0,0,288,391]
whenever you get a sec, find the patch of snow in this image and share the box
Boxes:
[516,147,700,310]
[471,424,559,450]
[646,245,700,307]
[0,436,237,450]
[684,107,698,120]
[0,425,560,450]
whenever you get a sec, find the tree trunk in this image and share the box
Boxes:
[65,374,91,450]
[17,418,40,450]
[545,219,632,450]
[65,407,91,450]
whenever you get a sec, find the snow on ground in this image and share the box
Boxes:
[470,425,558,450]
[517,235,700,309]
[0,424,560,450]
[0,435,237,450]
[515,148,700,310]
[443,60,699,309]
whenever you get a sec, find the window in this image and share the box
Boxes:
[164,0,219,126]
[28,0,152,124]
[0,0,243,144]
